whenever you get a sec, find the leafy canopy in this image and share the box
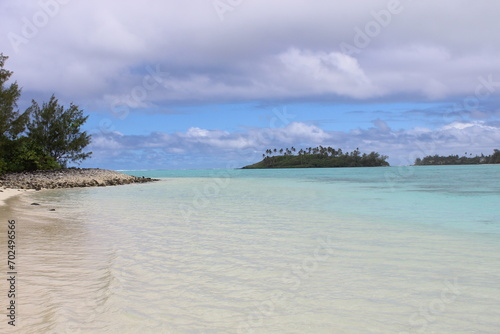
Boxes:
[27,95,92,167]
[0,53,92,173]
[0,53,28,139]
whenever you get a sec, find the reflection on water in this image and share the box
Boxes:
[0,167,499,333]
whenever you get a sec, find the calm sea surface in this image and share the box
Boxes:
[1,165,499,333]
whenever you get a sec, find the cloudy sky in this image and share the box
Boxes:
[1,0,500,169]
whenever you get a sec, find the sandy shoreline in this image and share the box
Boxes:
[0,187,29,205]
[0,168,158,205]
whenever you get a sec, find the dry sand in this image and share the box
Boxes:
[0,187,29,205]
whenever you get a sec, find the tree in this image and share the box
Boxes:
[27,95,92,167]
[490,149,500,164]
[247,145,389,169]
[0,54,34,173]
[1,136,60,172]
[0,54,30,140]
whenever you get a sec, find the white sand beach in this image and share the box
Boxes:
[0,187,26,206]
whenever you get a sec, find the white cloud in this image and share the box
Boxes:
[441,122,477,131]
[186,127,207,137]
[85,120,500,169]
[277,48,379,98]
[274,122,330,143]
[91,132,124,150]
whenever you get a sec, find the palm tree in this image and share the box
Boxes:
[322,146,328,156]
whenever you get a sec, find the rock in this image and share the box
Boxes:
[0,168,159,190]
[31,203,40,206]
[49,209,56,211]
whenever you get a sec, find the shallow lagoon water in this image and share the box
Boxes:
[1,165,499,333]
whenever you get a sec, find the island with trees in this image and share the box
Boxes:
[242,146,390,169]
[414,150,500,166]
[0,53,156,190]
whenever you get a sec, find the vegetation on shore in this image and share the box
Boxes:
[242,146,390,169]
[0,53,91,174]
[414,149,500,166]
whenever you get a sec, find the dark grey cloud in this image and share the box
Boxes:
[2,0,500,108]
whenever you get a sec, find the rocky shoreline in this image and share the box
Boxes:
[0,168,158,190]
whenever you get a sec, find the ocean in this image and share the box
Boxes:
[1,165,499,333]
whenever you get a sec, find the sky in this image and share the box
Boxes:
[1,0,500,169]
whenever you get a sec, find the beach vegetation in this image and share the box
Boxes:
[27,95,91,167]
[0,53,91,174]
[414,150,500,165]
[0,55,27,140]
[0,137,60,173]
[242,146,389,169]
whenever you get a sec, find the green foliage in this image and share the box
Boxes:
[0,53,91,174]
[243,146,390,169]
[414,150,500,165]
[0,54,28,140]
[27,95,92,167]
[0,137,60,172]
[490,149,500,164]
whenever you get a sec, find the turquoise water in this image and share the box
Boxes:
[127,165,500,235]
[2,165,499,333]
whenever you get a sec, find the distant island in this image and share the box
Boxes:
[242,146,390,169]
[414,149,500,166]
